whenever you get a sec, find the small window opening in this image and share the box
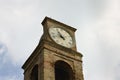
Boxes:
[31,65,38,80]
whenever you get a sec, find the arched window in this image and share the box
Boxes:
[55,60,73,80]
[31,65,38,80]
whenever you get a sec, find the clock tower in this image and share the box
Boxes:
[22,17,84,80]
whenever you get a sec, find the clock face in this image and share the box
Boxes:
[49,27,74,48]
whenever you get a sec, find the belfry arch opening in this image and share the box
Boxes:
[31,65,38,80]
[55,60,74,80]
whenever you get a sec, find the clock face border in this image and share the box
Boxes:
[48,26,75,48]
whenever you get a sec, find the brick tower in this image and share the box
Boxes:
[22,17,84,80]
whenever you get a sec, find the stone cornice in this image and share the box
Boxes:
[22,38,83,70]
[42,16,77,32]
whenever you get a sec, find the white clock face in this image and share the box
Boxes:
[49,27,73,48]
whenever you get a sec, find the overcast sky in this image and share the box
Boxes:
[0,0,120,80]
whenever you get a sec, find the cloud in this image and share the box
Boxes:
[0,42,9,67]
[115,64,120,80]
[0,0,120,80]
[77,0,120,80]
[0,0,43,65]
[0,42,23,80]
[0,74,23,80]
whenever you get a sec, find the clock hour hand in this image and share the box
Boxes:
[60,34,65,40]
[57,31,65,40]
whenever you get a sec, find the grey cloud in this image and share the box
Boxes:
[0,0,120,80]
[0,42,8,63]
[0,44,6,53]
[115,64,120,80]
[0,42,23,80]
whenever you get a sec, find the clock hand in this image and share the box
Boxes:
[60,34,65,40]
[57,30,65,40]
